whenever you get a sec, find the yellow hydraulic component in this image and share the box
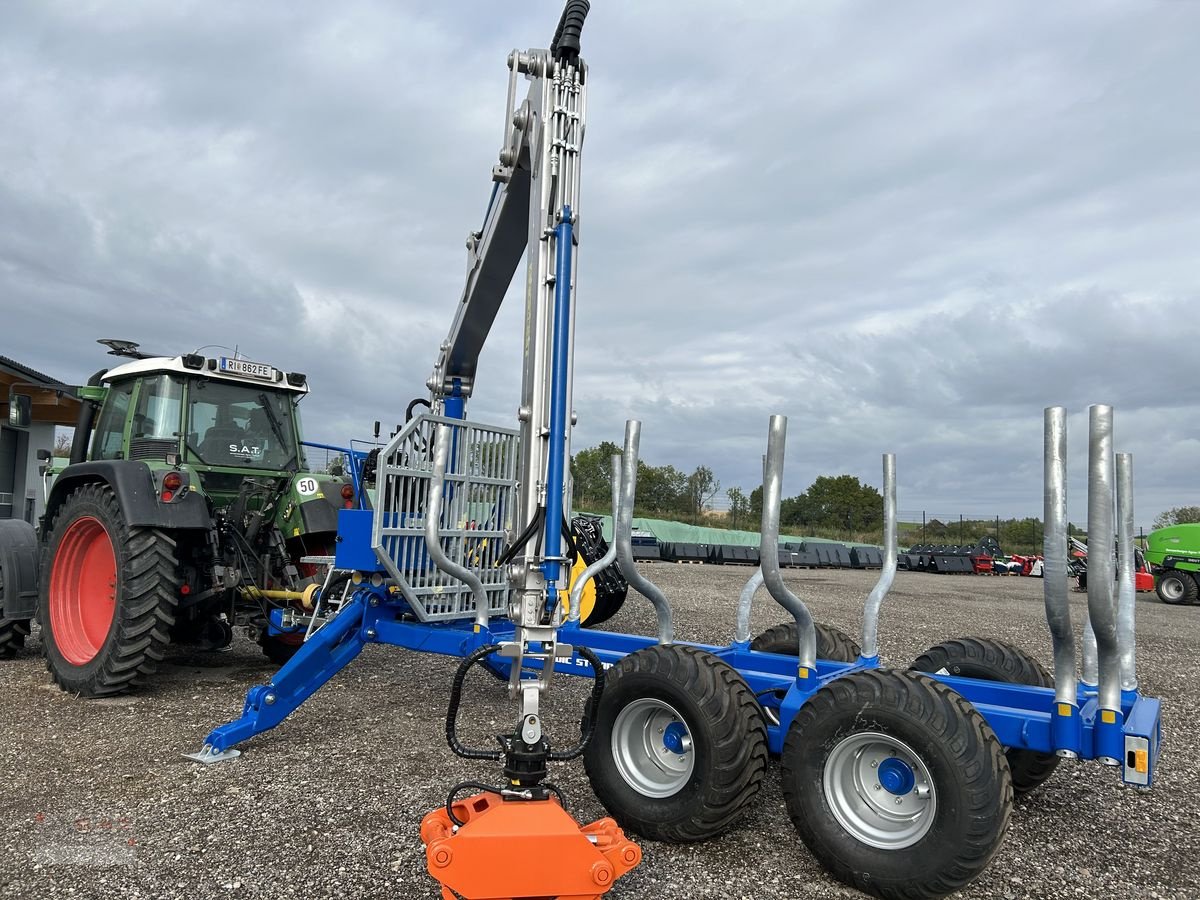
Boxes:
[240,583,320,610]
[566,555,597,625]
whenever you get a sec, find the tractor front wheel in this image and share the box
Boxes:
[39,484,179,697]
[1156,570,1197,605]
[781,669,1012,900]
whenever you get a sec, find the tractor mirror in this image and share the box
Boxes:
[7,391,31,428]
[36,448,52,462]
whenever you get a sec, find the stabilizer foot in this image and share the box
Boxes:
[183,745,242,765]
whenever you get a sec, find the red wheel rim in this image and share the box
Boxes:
[49,516,117,665]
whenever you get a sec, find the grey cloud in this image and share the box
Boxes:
[3,0,1198,531]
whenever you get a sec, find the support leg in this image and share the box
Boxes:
[186,594,370,762]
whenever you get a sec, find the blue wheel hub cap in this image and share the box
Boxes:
[662,722,689,754]
[878,757,916,795]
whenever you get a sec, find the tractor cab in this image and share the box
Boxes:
[89,355,308,474]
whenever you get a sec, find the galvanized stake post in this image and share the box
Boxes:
[1116,452,1138,694]
[1043,407,1079,757]
[759,416,816,673]
[860,454,896,662]
[1086,405,1121,765]
[614,420,673,644]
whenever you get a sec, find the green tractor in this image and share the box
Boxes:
[1145,523,1200,605]
[0,341,355,695]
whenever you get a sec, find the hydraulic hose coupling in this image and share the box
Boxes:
[420,793,640,899]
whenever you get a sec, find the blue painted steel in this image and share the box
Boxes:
[662,722,688,754]
[444,383,465,420]
[203,592,371,752]
[335,508,387,572]
[540,206,574,608]
[301,440,370,506]
[878,758,915,795]
[204,555,1161,782]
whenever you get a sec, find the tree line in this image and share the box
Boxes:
[570,442,1110,553]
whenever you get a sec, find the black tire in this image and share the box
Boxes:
[781,669,1012,900]
[0,618,31,659]
[39,484,179,697]
[910,637,1059,796]
[1156,569,1198,605]
[261,634,302,665]
[583,644,768,843]
[751,620,861,662]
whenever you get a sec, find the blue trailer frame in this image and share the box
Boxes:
[203,508,1162,788]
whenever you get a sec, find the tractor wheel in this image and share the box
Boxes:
[781,669,1012,900]
[261,633,303,666]
[1156,569,1197,605]
[583,644,768,843]
[910,637,1059,796]
[39,484,179,697]
[0,618,31,659]
[750,621,861,662]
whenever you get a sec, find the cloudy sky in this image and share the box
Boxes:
[3,0,1198,530]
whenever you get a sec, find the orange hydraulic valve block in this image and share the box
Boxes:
[420,791,641,900]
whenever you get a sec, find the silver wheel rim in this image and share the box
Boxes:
[823,731,937,849]
[611,698,695,798]
[1161,577,1184,601]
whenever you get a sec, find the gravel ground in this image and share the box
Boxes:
[2,565,1197,900]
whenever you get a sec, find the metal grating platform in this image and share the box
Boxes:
[372,414,518,622]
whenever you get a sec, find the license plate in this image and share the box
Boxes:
[219,358,276,381]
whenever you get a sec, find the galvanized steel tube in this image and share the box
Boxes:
[425,424,490,628]
[1086,405,1120,712]
[759,416,816,670]
[568,453,621,623]
[1116,452,1138,693]
[614,420,673,644]
[733,568,764,645]
[1042,407,1076,705]
[860,454,897,660]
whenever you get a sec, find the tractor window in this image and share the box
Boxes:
[131,375,183,441]
[91,380,136,460]
[186,380,300,471]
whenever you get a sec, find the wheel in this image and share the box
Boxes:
[781,669,1012,900]
[909,637,1058,796]
[750,621,861,662]
[39,484,179,697]
[0,618,31,659]
[583,644,768,843]
[1156,569,1197,605]
[261,633,303,665]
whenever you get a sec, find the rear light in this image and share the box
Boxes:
[163,472,183,491]
[161,491,174,502]
[180,584,191,596]
[343,499,353,508]
[340,484,354,500]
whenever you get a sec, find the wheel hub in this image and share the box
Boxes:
[877,757,916,795]
[612,699,695,798]
[823,731,936,849]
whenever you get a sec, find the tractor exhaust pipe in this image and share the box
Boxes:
[1116,452,1138,694]
[568,453,622,623]
[759,415,816,672]
[614,420,673,644]
[860,453,897,661]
